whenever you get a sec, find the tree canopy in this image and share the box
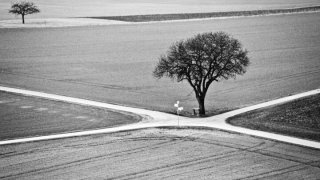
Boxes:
[153,32,249,115]
[9,1,40,24]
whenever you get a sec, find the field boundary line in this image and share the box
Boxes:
[90,6,320,23]
[0,85,319,149]
[1,9,320,29]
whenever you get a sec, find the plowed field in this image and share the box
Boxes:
[1,129,319,179]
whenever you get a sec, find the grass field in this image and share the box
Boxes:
[1,128,319,179]
[88,6,320,22]
[0,91,141,140]
[0,2,320,178]
[1,0,320,20]
[1,1,320,179]
[0,13,319,115]
[228,94,320,142]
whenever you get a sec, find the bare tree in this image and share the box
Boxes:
[9,1,40,24]
[153,32,250,116]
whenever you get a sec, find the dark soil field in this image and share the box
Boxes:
[0,92,141,140]
[1,128,319,179]
[89,6,320,22]
[228,93,320,142]
[0,13,319,115]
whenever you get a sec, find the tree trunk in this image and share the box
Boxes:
[197,96,206,116]
[22,14,25,24]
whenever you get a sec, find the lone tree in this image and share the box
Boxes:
[153,32,249,116]
[9,1,40,24]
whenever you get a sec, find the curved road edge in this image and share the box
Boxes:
[0,85,319,149]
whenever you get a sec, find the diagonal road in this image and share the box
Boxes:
[0,85,319,149]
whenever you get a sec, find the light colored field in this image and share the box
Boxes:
[0,18,128,28]
[0,13,319,115]
[1,0,320,20]
[1,128,319,179]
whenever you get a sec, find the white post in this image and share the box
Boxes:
[177,111,180,126]
[174,101,183,127]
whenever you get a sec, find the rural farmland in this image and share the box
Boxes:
[1,13,319,115]
[0,0,320,179]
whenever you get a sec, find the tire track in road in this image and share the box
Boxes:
[107,139,267,180]
[0,138,181,179]
[250,149,320,169]
[137,138,320,180]
[0,138,119,158]
[111,139,319,180]
[109,150,240,180]
[163,157,305,180]
[238,164,311,180]
[195,137,320,169]
[1,136,137,159]
[0,136,264,179]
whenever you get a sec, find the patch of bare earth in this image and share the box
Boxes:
[0,128,319,179]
